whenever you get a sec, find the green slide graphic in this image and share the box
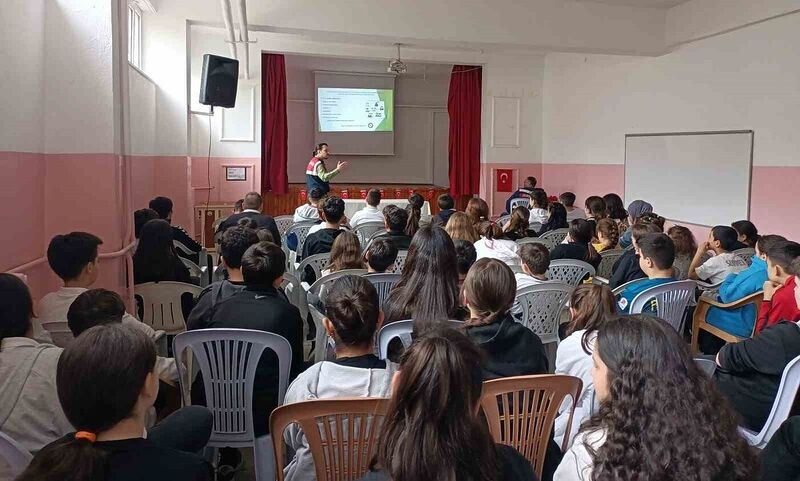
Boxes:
[375,89,393,131]
[318,88,395,132]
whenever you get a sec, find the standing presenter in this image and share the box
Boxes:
[306,143,348,195]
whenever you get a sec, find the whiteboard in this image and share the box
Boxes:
[624,131,753,227]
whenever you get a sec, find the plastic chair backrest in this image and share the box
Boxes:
[308,305,334,362]
[596,249,624,279]
[308,269,369,296]
[509,198,530,210]
[364,273,402,308]
[733,248,756,266]
[547,259,596,287]
[515,283,573,345]
[134,281,202,334]
[745,354,800,447]
[672,263,683,280]
[297,253,332,282]
[180,257,206,287]
[280,271,302,307]
[173,328,292,447]
[629,280,696,332]
[41,321,74,348]
[517,237,555,250]
[287,222,317,254]
[611,278,641,296]
[480,375,583,480]
[496,214,511,227]
[270,398,391,481]
[377,319,464,359]
[539,228,569,246]
[694,358,716,377]
[0,431,32,477]
[275,215,295,238]
[387,250,408,275]
[354,222,387,248]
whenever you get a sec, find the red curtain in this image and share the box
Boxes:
[261,53,288,194]
[447,65,482,196]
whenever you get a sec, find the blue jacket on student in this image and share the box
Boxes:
[705,256,766,337]
[617,277,676,314]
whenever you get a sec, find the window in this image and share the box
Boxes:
[127,4,142,68]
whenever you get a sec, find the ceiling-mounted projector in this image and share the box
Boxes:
[387,43,407,74]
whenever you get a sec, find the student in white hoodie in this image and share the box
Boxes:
[474,222,519,268]
[552,284,615,449]
[282,275,392,481]
[293,188,323,223]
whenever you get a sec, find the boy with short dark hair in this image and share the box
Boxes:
[149,195,203,255]
[559,192,586,222]
[300,196,347,283]
[350,189,384,229]
[67,288,125,337]
[365,238,398,273]
[688,226,749,284]
[609,221,663,289]
[373,205,412,250]
[453,239,477,289]
[516,243,550,289]
[755,240,800,332]
[617,233,676,314]
[433,194,456,226]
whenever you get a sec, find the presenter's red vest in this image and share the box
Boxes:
[305,156,330,194]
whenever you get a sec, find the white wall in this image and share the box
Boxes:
[129,67,157,156]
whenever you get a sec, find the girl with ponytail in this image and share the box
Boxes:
[463,258,548,380]
[18,324,212,481]
[404,192,425,237]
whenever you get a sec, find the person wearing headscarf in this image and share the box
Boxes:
[619,200,653,249]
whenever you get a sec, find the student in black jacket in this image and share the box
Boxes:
[608,221,663,289]
[714,320,800,432]
[190,241,305,437]
[550,219,601,270]
[299,195,346,283]
[133,219,191,285]
[215,192,282,247]
[432,193,456,227]
[150,196,204,258]
[372,205,413,250]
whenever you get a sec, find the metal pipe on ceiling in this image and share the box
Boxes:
[234,0,251,79]
[219,0,237,60]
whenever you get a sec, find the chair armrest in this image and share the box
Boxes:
[695,280,723,291]
[696,291,764,309]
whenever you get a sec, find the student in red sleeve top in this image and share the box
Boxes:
[756,240,800,333]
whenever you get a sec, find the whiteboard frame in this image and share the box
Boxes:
[623,130,755,228]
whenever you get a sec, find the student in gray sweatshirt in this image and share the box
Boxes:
[282,275,393,481]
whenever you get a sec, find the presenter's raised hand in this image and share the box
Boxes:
[337,161,349,171]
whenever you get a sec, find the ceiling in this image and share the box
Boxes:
[579,0,690,7]
[285,54,453,79]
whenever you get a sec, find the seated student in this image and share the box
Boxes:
[186,223,259,330]
[233,198,244,214]
[322,231,365,276]
[732,219,759,250]
[555,315,757,481]
[38,232,157,342]
[704,234,785,339]
[505,176,537,214]
[349,189,384,229]
[553,285,615,449]
[283,276,391,481]
[445,211,478,243]
[134,219,192,285]
[474,222,519,267]
[293,187,323,224]
[364,238,398,274]
[528,189,550,225]
[465,197,490,229]
[667,225,696,280]
[0,274,72,456]
[591,218,619,253]
[372,204,413,250]
[583,195,607,235]
[432,193,456,226]
[405,193,425,238]
[453,239,477,290]
[618,199,653,249]
[18,324,214,481]
[300,196,347,283]
[560,192,586,222]
[359,326,537,481]
[134,208,159,243]
[761,416,800,481]
[149,196,203,259]
[609,214,664,289]
[503,206,537,241]
[615,233,676,314]
[67,289,178,384]
[688,225,749,284]
[602,193,629,231]
[190,241,304,440]
[755,240,800,332]
[516,243,550,290]
[215,192,281,247]
[550,219,601,269]
[537,202,569,235]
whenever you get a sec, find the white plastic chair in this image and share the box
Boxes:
[387,250,408,275]
[547,259,596,287]
[540,228,569,246]
[518,237,555,250]
[308,304,334,363]
[629,280,696,333]
[180,257,208,287]
[134,281,202,334]
[596,249,625,280]
[296,253,331,286]
[354,222,387,249]
[611,278,641,296]
[496,214,511,227]
[0,431,32,478]
[509,198,530,211]
[515,283,573,346]
[286,222,317,270]
[733,248,756,266]
[175,241,210,285]
[694,358,717,377]
[377,319,464,360]
[364,273,401,308]
[173,329,292,481]
[274,215,295,242]
[739,354,800,448]
[41,320,74,348]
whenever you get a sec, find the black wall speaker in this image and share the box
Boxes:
[199,54,239,108]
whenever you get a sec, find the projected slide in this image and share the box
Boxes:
[318,88,394,132]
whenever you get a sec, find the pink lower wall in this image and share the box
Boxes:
[190,156,262,205]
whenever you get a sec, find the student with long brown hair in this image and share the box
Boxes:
[324,231,365,275]
[503,206,536,241]
[360,326,537,481]
[553,284,616,448]
[592,218,619,253]
[667,225,697,279]
[445,211,479,243]
[465,197,490,228]
[405,192,425,237]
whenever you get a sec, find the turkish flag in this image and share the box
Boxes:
[299,189,307,203]
[496,169,513,192]
[341,189,350,199]
[360,189,368,199]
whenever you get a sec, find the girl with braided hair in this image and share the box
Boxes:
[554,315,758,481]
